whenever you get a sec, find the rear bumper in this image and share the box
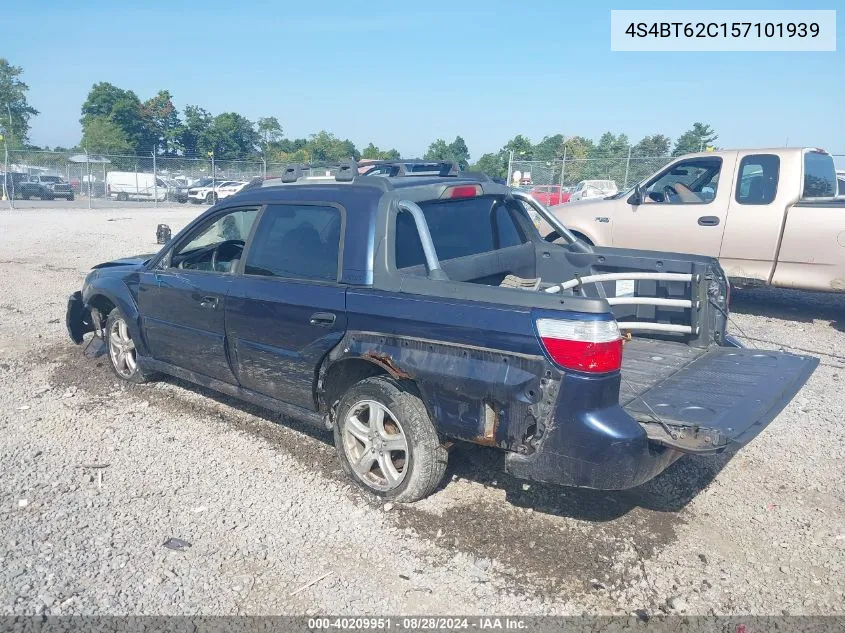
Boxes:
[66,291,93,344]
[505,395,684,490]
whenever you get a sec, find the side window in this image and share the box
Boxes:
[645,158,722,204]
[245,204,341,281]
[169,207,259,272]
[735,154,779,205]
[803,151,837,198]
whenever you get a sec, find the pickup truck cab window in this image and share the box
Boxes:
[735,154,779,205]
[169,207,259,273]
[395,197,525,269]
[644,157,722,204]
[244,203,342,281]
[802,151,837,198]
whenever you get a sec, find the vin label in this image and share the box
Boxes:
[610,10,836,51]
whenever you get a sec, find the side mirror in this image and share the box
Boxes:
[628,184,644,206]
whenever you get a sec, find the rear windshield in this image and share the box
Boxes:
[803,151,837,198]
[395,196,526,269]
[40,176,61,182]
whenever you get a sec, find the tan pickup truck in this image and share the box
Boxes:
[538,148,845,292]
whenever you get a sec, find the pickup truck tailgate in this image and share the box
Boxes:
[622,342,819,452]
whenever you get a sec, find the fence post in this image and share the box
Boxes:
[506,150,514,187]
[3,140,11,209]
[262,157,266,180]
[560,146,567,191]
[623,145,632,189]
[152,151,158,208]
[86,150,91,210]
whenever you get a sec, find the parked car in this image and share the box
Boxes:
[529,185,570,206]
[106,172,169,202]
[836,169,845,196]
[18,174,75,201]
[187,180,248,204]
[570,179,618,201]
[539,147,845,293]
[66,167,818,502]
[1,172,29,199]
[165,179,189,204]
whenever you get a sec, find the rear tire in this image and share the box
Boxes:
[67,194,74,201]
[333,376,448,502]
[117,192,128,202]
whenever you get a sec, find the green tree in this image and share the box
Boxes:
[206,112,260,159]
[142,90,181,155]
[80,82,153,153]
[503,135,534,160]
[534,134,566,162]
[306,130,358,162]
[672,123,718,156]
[180,105,213,157]
[362,142,381,160]
[80,116,132,154]
[257,116,283,157]
[559,136,594,186]
[632,134,671,157]
[424,136,470,168]
[423,138,451,161]
[472,152,507,180]
[586,132,630,182]
[448,136,470,169]
[0,58,39,146]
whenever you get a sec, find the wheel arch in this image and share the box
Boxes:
[83,284,147,354]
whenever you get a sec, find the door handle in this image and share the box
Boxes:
[309,312,336,326]
[199,296,219,309]
[698,216,720,226]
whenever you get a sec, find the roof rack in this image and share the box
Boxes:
[257,159,494,188]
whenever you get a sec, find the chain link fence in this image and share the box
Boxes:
[3,150,844,208]
[0,150,306,208]
[508,155,674,192]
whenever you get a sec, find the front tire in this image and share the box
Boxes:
[205,192,217,204]
[333,376,448,502]
[105,307,153,384]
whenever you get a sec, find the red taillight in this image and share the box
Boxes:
[442,185,481,199]
[536,318,622,373]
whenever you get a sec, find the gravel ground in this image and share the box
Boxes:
[1,206,843,616]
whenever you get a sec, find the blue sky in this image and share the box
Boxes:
[6,0,843,158]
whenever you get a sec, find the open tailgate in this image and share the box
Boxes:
[623,347,819,453]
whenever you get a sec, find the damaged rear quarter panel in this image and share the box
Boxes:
[326,290,559,449]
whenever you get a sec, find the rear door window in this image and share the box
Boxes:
[803,151,837,198]
[735,154,779,205]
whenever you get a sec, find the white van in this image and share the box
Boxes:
[106,172,169,202]
[571,179,618,202]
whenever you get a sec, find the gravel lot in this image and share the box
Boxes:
[1,206,843,616]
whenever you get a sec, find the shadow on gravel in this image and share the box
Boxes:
[730,287,845,333]
[441,442,734,521]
